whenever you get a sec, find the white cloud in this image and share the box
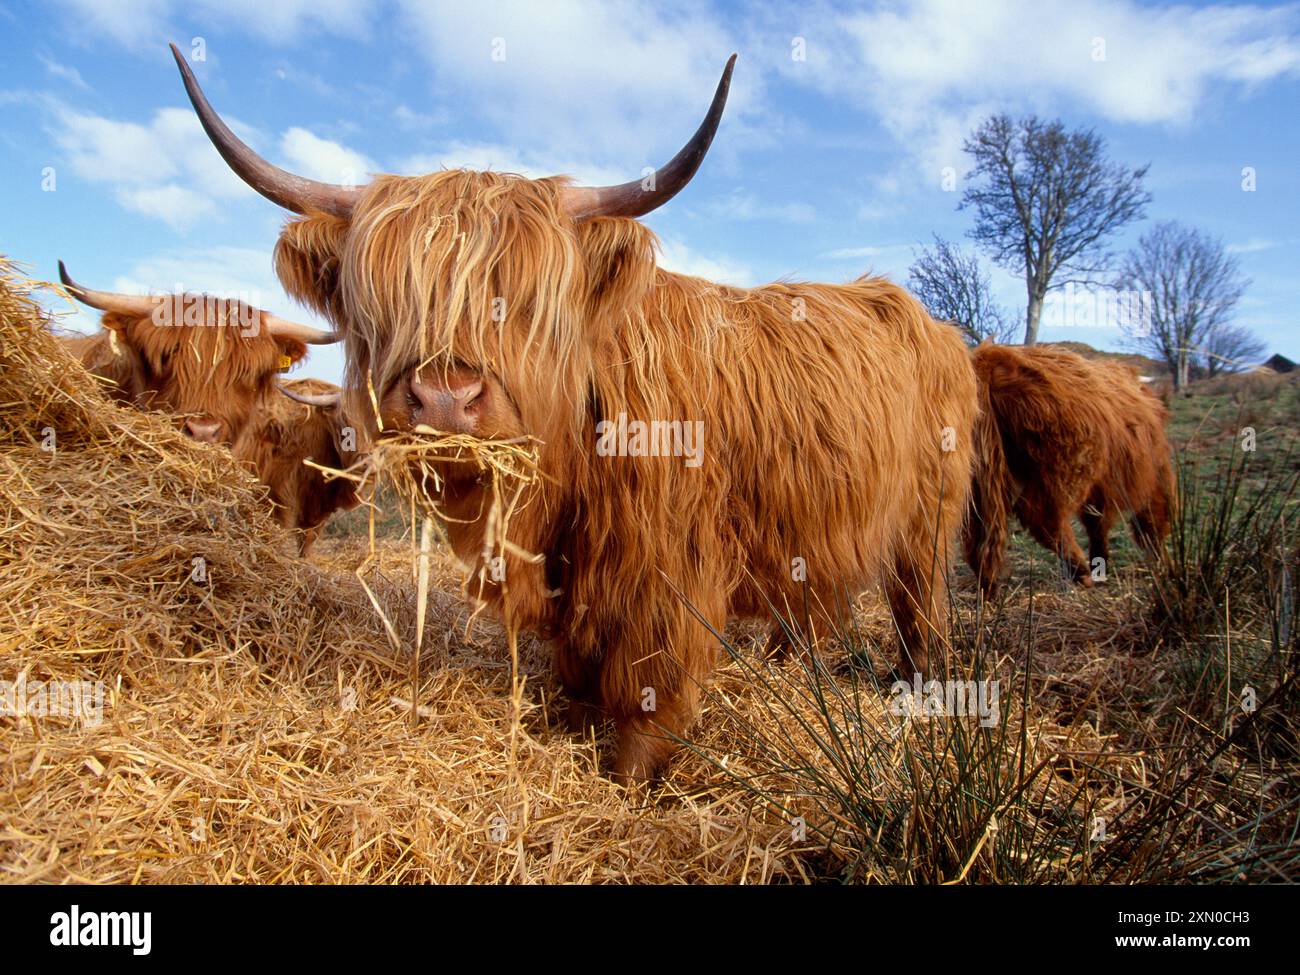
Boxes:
[785,0,1300,178]
[195,0,371,42]
[398,141,626,187]
[38,55,89,90]
[393,104,450,131]
[46,96,378,230]
[53,0,173,49]
[395,0,756,162]
[657,237,754,286]
[50,103,263,201]
[53,0,373,49]
[1226,238,1279,254]
[821,244,909,261]
[112,245,286,304]
[114,185,218,230]
[705,191,815,224]
[280,127,377,185]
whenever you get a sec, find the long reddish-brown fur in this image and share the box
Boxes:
[232,378,360,555]
[60,304,307,444]
[274,171,978,781]
[963,342,1176,596]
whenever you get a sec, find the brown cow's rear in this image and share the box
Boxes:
[964,343,1176,596]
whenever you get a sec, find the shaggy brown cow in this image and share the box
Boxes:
[963,342,1176,597]
[232,378,360,556]
[175,46,978,782]
[58,261,337,444]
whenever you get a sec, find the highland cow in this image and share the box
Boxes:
[175,46,978,782]
[58,261,337,445]
[232,379,360,556]
[964,342,1175,597]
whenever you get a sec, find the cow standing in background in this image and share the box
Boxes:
[964,342,1176,597]
[175,47,978,782]
[233,379,360,556]
[57,261,337,445]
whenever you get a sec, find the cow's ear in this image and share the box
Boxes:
[99,311,133,333]
[272,336,309,370]
[575,218,657,333]
[84,329,146,400]
[275,214,349,324]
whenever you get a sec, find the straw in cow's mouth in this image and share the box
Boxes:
[305,427,544,615]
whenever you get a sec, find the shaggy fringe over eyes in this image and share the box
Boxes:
[276,175,664,455]
[316,172,629,445]
[76,307,305,430]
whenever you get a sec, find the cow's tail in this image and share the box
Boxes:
[963,378,1013,599]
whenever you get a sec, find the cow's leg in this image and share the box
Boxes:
[554,639,602,736]
[1130,461,1174,558]
[605,594,723,785]
[1021,494,1092,587]
[763,620,818,663]
[763,626,793,660]
[967,496,1003,603]
[1080,488,1114,580]
[611,691,699,785]
[885,549,947,678]
[298,527,319,558]
[963,480,1010,601]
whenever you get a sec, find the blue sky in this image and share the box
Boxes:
[1,0,1297,384]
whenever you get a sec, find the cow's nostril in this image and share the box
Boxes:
[455,380,485,407]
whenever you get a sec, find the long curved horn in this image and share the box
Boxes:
[170,43,360,217]
[561,54,736,221]
[278,382,343,408]
[261,313,339,345]
[58,260,158,318]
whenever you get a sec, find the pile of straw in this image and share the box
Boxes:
[0,258,808,883]
[1,256,1153,884]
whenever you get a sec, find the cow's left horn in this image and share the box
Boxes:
[170,43,360,217]
[278,383,343,408]
[262,313,340,345]
[58,260,158,317]
[561,54,736,221]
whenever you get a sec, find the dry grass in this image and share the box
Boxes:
[0,257,823,883]
[2,256,1294,884]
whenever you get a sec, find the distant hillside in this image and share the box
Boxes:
[1040,341,1167,376]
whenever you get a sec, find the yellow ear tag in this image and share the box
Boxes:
[278,354,294,372]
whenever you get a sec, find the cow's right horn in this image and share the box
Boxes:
[278,383,343,408]
[262,313,339,345]
[58,260,158,317]
[171,43,361,218]
[560,54,736,220]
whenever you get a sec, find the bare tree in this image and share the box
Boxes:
[1116,221,1249,391]
[1200,320,1266,377]
[908,236,1014,344]
[961,115,1150,345]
